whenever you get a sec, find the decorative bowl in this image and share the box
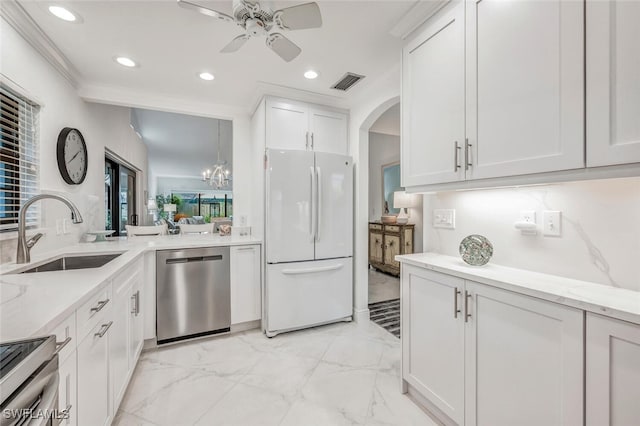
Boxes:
[381,215,397,224]
[459,234,493,266]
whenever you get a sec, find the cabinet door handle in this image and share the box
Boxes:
[464,291,472,322]
[236,246,255,251]
[131,293,137,314]
[94,321,113,338]
[454,141,461,171]
[305,131,309,150]
[311,132,314,149]
[90,298,110,314]
[136,290,140,316]
[465,138,472,170]
[53,337,72,356]
[453,287,461,319]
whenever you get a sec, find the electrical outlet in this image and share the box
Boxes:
[433,209,455,229]
[543,211,562,237]
[520,210,536,224]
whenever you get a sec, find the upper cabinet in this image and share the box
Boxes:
[265,98,348,155]
[402,2,466,186]
[403,0,640,190]
[587,0,640,167]
[465,0,584,179]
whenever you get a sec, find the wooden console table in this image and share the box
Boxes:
[368,221,414,276]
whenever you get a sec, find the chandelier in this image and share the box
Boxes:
[202,120,231,189]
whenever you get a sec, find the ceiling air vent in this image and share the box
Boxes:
[331,73,365,91]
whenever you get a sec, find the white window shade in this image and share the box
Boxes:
[0,85,39,231]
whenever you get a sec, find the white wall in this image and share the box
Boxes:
[423,177,640,292]
[0,18,147,263]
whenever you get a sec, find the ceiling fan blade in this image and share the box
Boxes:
[177,0,235,23]
[274,2,322,31]
[266,33,302,62]
[221,34,250,53]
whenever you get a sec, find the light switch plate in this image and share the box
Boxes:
[433,209,455,229]
[543,211,562,237]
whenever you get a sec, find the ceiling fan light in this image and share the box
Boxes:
[115,56,137,68]
[48,5,77,22]
[199,72,215,81]
[304,70,318,79]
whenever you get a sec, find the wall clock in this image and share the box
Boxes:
[56,127,88,185]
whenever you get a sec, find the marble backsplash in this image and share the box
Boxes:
[423,177,640,292]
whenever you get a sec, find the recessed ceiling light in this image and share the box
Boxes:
[48,5,77,22]
[304,70,318,80]
[199,72,215,81]
[115,57,137,68]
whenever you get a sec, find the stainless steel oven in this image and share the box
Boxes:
[0,336,60,426]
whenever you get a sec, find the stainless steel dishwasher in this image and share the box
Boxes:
[156,246,230,344]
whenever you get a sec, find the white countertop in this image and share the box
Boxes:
[0,234,262,341]
[396,253,640,326]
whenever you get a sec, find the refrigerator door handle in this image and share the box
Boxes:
[315,166,321,242]
[282,263,344,275]
[309,166,316,241]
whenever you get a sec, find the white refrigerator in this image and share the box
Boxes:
[265,149,353,337]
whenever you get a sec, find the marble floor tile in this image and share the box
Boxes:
[115,321,437,426]
[195,383,291,426]
[368,269,400,304]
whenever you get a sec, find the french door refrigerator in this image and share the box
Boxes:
[265,149,353,337]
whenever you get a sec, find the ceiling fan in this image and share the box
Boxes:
[177,0,322,62]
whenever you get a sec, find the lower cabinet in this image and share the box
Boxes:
[586,313,640,426]
[57,349,77,426]
[401,265,584,426]
[230,244,261,325]
[77,304,113,426]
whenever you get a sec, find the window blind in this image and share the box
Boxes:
[0,85,39,231]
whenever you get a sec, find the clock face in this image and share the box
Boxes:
[56,127,87,185]
[64,130,86,184]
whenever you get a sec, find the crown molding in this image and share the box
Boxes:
[390,0,450,40]
[248,81,351,115]
[1,0,81,88]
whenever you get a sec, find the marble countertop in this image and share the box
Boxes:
[396,252,640,326]
[0,234,262,341]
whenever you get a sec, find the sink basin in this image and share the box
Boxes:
[18,253,123,274]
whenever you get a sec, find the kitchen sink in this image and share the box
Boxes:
[17,253,123,274]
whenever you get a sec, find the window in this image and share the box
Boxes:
[0,85,39,231]
[105,156,137,236]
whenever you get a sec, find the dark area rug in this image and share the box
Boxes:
[369,298,400,338]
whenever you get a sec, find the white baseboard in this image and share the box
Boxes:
[353,307,370,323]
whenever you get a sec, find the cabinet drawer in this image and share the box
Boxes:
[51,312,77,363]
[77,284,112,340]
[385,225,400,233]
[369,223,383,231]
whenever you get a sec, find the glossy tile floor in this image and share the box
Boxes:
[368,268,400,304]
[114,321,438,426]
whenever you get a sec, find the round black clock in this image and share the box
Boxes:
[56,127,88,185]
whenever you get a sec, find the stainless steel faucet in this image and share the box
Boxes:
[16,194,83,264]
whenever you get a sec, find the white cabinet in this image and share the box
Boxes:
[309,107,348,155]
[112,261,144,410]
[586,313,640,426]
[265,97,348,154]
[586,0,640,167]
[464,281,584,426]
[58,351,77,426]
[77,301,113,426]
[401,267,465,424]
[402,1,466,186]
[230,244,261,324]
[401,265,584,426]
[465,0,584,179]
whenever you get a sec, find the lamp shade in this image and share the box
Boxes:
[393,191,416,209]
[147,199,158,211]
[163,203,177,213]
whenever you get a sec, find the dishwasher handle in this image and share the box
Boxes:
[166,255,223,264]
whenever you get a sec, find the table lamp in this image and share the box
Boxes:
[164,203,177,222]
[393,191,416,224]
